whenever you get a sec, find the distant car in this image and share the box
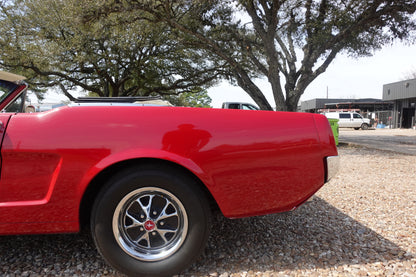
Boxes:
[325,112,371,130]
[222,102,259,110]
[0,71,339,276]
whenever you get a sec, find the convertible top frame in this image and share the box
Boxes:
[0,71,26,82]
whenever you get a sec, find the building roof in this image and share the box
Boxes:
[301,98,389,111]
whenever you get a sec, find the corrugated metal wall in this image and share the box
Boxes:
[382,78,416,128]
[383,78,416,101]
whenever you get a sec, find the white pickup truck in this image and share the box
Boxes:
[324,112,371,130]
[221,102,259,110]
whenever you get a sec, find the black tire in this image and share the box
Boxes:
[91,165,211,277]
[361,124,369,130]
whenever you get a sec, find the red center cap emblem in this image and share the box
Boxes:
[144,220,156,231]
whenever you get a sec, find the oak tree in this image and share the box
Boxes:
[105,0,416,111]
[0,0,223,99]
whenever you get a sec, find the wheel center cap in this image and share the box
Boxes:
[144,220,156,231]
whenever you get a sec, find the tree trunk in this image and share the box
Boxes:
[286,90,303,112]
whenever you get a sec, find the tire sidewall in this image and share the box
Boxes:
[91,167,210,277]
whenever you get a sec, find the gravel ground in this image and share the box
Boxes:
[1,145,415,276]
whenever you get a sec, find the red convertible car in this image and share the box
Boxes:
[0,71,339,276]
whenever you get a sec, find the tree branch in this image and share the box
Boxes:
[59,83,77,101]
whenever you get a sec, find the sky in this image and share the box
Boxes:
[207,42,416,108]
[31,42,416,108]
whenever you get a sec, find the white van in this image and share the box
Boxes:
[324,112,371,130]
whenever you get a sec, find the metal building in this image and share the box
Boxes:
[383,78,416,129]
[301,98,349,113]
[300,98,394,127]
[301,98,392,113]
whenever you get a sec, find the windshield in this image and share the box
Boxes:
[0,80,19,102]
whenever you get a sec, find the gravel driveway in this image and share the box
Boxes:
[1,145,415,276]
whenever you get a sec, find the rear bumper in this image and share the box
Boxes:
[325,155,340,182]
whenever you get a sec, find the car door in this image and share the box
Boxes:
[241,103,259,110]
[352,113,364,127]
[338,113,352,127]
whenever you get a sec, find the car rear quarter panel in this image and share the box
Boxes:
[313,114,338,157]
[0,106,332,234]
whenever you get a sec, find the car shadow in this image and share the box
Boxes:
[0,196,412,275]
[183,196,413,275]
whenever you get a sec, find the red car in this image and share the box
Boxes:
[0,71,339,276]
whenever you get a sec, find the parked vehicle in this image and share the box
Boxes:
[324,112,371,130]
[0,71,339,277]
[222,101,259,110]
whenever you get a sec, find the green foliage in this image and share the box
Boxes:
[1,0,415,110]
[164,90,212,108]
[0,0,222,99]
[114,0,416,111]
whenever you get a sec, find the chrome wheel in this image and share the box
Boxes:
[112,187,188,261]
[92,166,211,276]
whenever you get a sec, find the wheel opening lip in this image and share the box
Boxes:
[112,187,188,262]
